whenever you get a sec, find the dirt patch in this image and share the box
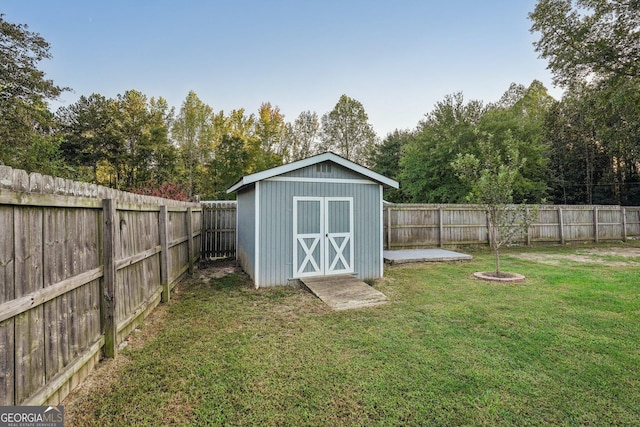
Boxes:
[510,246,640,267]
[62,259,241,426]
[581,247,640,258]
[195,257,242,280]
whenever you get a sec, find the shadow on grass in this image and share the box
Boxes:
[207,273,246,291]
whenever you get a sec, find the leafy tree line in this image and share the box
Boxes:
[373,0,640,206]
[3,1,640,205]
[54,91,376,200]
[1,15,377,200]
[372,81,556,204]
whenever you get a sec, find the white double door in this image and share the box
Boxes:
[293,197,354,278]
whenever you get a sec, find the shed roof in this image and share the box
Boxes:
[227,152,399,193]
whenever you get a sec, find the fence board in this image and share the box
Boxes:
[192,207,202,263]
[0,316,14,405]
[14,206,45,403]
[44,208,61,384]
[627,208,640,236]
[0,204,14,405]
[102,199,117,359]
[159,206,170,302]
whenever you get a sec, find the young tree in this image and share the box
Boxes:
[319,94,377,165]
[452,131,537,276]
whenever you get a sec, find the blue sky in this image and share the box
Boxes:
[4,0,561,137]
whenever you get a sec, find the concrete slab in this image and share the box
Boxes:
[384,249,472,265]
[300,275,387,311]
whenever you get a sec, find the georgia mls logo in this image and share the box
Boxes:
[0,406,64,427]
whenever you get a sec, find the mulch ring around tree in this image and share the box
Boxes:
[472,271,525,283]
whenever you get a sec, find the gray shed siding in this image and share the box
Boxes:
[236,185,256,280]
[279,161,369,180]
[257,178,382,287]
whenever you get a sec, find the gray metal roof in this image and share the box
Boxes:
[227,152,399,193]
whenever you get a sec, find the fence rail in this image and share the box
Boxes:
[0,166,201,406]
[383,204,640,249]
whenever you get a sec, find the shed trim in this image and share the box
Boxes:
[266,177,378,185]
[227,152,399,193]
[379,184,384,278]
[254,181,260,289]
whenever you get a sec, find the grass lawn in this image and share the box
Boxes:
[65,243,640,426]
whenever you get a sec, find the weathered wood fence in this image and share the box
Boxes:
[384,204,640,249]
[0,166,201,406]
[196,203,640,255]
[201,201,236,259]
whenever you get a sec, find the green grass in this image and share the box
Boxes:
[70,243,640,426]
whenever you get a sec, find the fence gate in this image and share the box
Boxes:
[201,201,237,258]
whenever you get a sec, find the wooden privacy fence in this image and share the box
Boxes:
[0,166,201,406]
[384,204,640,249]
[201,201,236,258]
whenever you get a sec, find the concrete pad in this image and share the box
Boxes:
[300,275,387,311]
[384,249,472,265]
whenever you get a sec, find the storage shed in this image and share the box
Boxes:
[227,152,399,288]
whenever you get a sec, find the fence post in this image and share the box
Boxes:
[594,206,599,243]
[213,204,219,257]
[438,207,444,248]
[159,206,169,303]
[101,199,117,358]
[486,210,492,247]
[386,206,392,250]
[525,207,531,246]
[622,207,628,242]
[558,207,565,245]
[200,204,207,259]
[187,207,194,274]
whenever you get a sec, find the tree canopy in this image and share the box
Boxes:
[530,0,640,86]
[319,94,377,165]
[0,14,68,169]
[530,0,640,205]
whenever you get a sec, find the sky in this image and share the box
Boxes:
[3,0,563,138]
